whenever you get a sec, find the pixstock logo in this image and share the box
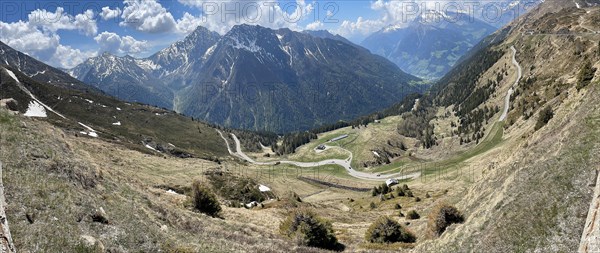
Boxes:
[373,0,540,25]
[196,1,339,24]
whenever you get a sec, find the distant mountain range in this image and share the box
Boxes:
[359,1,550,79]
[361,12,497,80]
[69,25,423,133]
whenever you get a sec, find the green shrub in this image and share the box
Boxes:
[396,187,405,196]
[402,184,410,191]
[381,184,390,194]
[427,203,464,236]
[191,180,221,217]
[577,61,597,90]
[365,216,416,244]
[370,202,377,209]
[406,210,420,220]
[372,187,379,196]
[394,203,402,210]
[205,170,267,203]
[534,106,554,131]
[279,209,344,251]
[292,192,303,203]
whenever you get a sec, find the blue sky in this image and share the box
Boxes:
[0,0,387,68]
[0,0,532,69]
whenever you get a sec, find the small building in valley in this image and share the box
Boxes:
[329,134,348,142]
[386,178,399,187]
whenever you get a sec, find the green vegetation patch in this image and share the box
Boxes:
[365,216,416,244]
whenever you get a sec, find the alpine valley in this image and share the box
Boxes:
[70,25,423,132]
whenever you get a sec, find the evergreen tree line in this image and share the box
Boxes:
[225,129,278,152]
[272,131,318,155]
[310,93,424,135]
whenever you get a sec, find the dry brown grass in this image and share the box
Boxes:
[0,111,334,252]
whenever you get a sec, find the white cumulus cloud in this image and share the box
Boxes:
[94,31,148,55]
[0,8,98,68]
[53,45,97,69]
[120,0,177,33]
[178,0,315,34]
[176,12,204,34]
[100,6,122,20]
[305,20,324,30]
[27,7,98,36]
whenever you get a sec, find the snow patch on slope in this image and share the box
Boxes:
[4,68,66,119]
[144,143,159,152]
[202,45,217,60]
[135,59,162,71]
[280,45,293,66]
[24,101,47,117]
[230,37,261,53]
[78,122,99,138]
[5,69,19,83]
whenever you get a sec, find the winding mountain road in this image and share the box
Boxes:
[217,130,420,181]
[216,46,524,181]
[499,46,522,122]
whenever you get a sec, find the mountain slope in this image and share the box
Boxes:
[0,101,318,252]
[303,30,354,45]
[69,26,221,109]
[398,2,600,252]
[146,26,221,89]
[0,41,97,93]
[0,65,228,159]
[69,53,174,109]
[361,12,497,79]
[178,24,422,132]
